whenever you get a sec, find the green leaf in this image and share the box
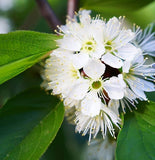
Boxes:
[146,92,155,102]
[116,101,155,160]
[0,31,59,85]
[126,1,155,28]
[81,0,154,13]
[0,88,64,160]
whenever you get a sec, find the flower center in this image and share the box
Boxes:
[82,39,96,53]
[92,80,102,89]
[105,41,112,51]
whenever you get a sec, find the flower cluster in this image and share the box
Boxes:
[42,10,155,142]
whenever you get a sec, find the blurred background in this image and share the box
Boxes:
[0,0,154,159]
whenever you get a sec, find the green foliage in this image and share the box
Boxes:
[0,66,42,107]
[0,1,154,160]
[0,88,64,160]
[146,92,155,102]
[40,124,84,160]
[116,101,155,160]
[81,0,155,27]
[81,0,153,12]
[126,2,155,28]
[0,31,59,85]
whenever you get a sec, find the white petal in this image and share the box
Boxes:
[108,100,120,116]
[124,87,138,102]
[79,10,91,25]
[117,43,141,61]
[68,79,89,100]
[101,104,120,126]
[105,17,121,40]
[130,84,147,100]
[59,25,69,34]
[90,19,105,43]
[142,40,155,53]
[83,59,105,79]
[101,53,123,68]
[72,53,90,69]
[104,75,126,99]
[126,76,151,100]
[91,44,105,59]
[64,97,79,108]
[122,61,131,73]
[66,22,82,35]
[114,30,135,48]
[139,79,155,92]
[118,74,126,87]
[81,92,102,117]
[52,48,73,58]
[87,20,105,58]
[136,63,155,76]
[131,54,144,65]
[56,36,81,51]
[129,76,155,92]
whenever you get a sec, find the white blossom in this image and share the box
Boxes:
[101,17,140,68]
[41,49,81,98]
[57,10,105,61]
[123,55,155,101]
[75,102,121,142]
[42,9,155,142]
[133,23,155,57]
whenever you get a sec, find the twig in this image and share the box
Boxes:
[67,0,78,18]
[35,0,61,30]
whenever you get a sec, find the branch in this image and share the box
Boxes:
[67,0,78,18]
[35,0,61,30]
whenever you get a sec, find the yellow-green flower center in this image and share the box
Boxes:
[82,39,96,53]
[92,80,102,89]
[105,41,112,51]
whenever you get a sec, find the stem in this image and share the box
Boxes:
[35,0,61,30]
[67,0,78,18]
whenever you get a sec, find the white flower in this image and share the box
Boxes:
[57,10,105,61]
[42,9,155,142]
[64,59,105,102]
[123,55,155,101]
[65,60,126,118]
[101,17,140,68]
[42,47,124,141]
[111,87,139,114]
[75,102,121,142]
[133,23,155,57]
[41,49,82,98]
[109,54,155,113]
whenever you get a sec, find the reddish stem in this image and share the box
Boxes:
[67,0,78,18]
[35,0,61,30]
